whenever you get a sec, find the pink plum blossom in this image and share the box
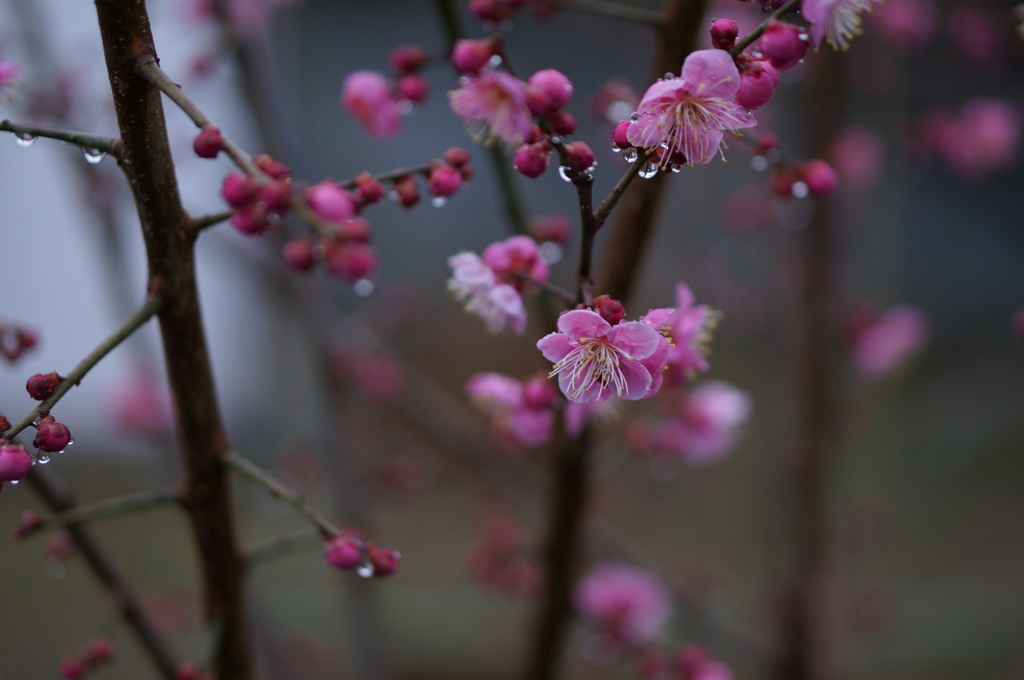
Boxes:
[482,235,549,290]
[538,310,667,404]
[447,252,527,334]
[465,372,556,446]
[627,49,755,166]
[657,381,752,464]
[870,0,937,50]
[642,283,719,387]
[803,0,881,51]
[852,305,928,379]
[938,99,1021,180]
[341,70,401,138]
[449,69,533,146]
[574,563,672,645]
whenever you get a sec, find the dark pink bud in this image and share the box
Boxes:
[34,420,72,453]
[710,18,739,50]
[192,125,224,159]
[282,238,316,272]
[258,180,292,214]
[451,38,495,75]
[390,175,420,208]
[524,86,553,117]
[389,45,428,74]
[443,147,471,168]
[325,241,377,281]
[325,533,362,570]
[546,109,577,136]
[59,656,85,680]
[253,154,292,180]
[367,543,400,577]
[220,172,257,209]
[802,159,838,195]
[396,74,429,104]
[17,328,38,352]
[612,120,633,149]
[456,162,474,181]
[514,142,551,179]
[529,69,573,110]
[428,165,463,197]
[522,375,558,410]
[530,213,572,245]
[736,62,779,110]
[87,638,115,663]
[771,165,798,196]
[26,372,61,401]
[338,217,372,242]
[564,141,595,173]
[760,20,807,70]
[468,0,513,24]
[354,172,385,205]
[306,182,356,222]
[592,295,625,326]
[524,124,545,145]
[0,443,32,482]
[230,204,273,236]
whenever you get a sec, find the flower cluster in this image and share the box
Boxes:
[574,563,672,646]
[848,303,929,380]
[917,98,1021,180]
[324,530,400,578]
[447,234,549,335]
[466,372,558,447]
[0,320,38,362]
[340,44,430,138]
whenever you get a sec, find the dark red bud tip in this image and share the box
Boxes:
[368,543,400,577]
[33,420,72,453]
[282,238,317,272]
[192,126,224,159]
[592,295,626,326]
[442,147,472,168]
[26,371,61,401]
[254,154,292,180]
[710,18,739,50]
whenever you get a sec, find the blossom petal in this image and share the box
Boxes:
[681,49,742,100]
[537,332,574,364]
[607,321,663,360]
[556,309,611,340]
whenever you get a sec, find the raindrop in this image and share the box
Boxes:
[431,196,447,208]
[663,72,675,79]
[37,454,51,465]
[13,132,36,148]
[396,100,414,116]
[539,242,563,264]
[622,148,639,163]
[629,112,640,122]
[557,166,573,182]
[82,148,106,164]
[486,54,504,69]
[549,136,561,145]
[9,479,18,485]
[66,437,75,447]
[354,279,375,297]
[670,163,683,173]
[750,155,769,172]
[638,162,659,179]
[791,181,809,199]
[357,562,375,578]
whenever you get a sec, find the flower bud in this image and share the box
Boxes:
[528,69,573,110]
[760,20,807,70]
[192,126,224,159]
[230,204,272,236]
[396,74,429,104]
[514,142,551,178]
[428,165,463,197]
[564,141,595,173]
[802,159,838,195]
[390,175,420,208]
[451,38,495,75]
[530,213,572,245]
[736,61,779,110]
[306,182,356,223]
[259,180,293,214]
[254,154,292,180]
[282,237,316,272]
[367,543,400,577]
[612,120,633,149]
[338,217,373,242]
[354,172,385,205]
[443,147,471,168]
[34,419,72,453]
[220,172,257,209]
[0,443,32,482]
[592,295,625,326]
[325,533,362,570]
[26,372,61,401]
[546,109,577,136]
[325,241,377,281]
[710,18,739,50]
[389,45,428,74]
[468,0,513,24]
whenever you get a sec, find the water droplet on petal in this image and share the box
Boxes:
[82,148,106,164]
[14,132,36,148]
[629,112,640,122]
[622,148,639,163]
[431,196,447,208]
[354,279,375,297]
[663,72,675,79]
[557,166,573,182]
[638,162,659,179]
[357,562,375,578]
[791,181,809,199]
[37,454,50,465]
[750,155,769,172]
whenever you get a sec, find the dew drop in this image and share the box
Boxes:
[670,163,683,173]
[629,112,640,122]
[663,72,675,79]
[354,279,375,297]
[396,100,414,116]
[37,454,51,465]
[622,148,639,163]
[67,437,75,447]
[9,479,19,485]
[431,196,447,208]
[13,132,36,148]
[487,54,504,69]
[357,562,375,578]
[638,162,659,179]
[557,166,573,182]
[539,242,563,264]
[549,136,561,145]
[791,181,810,199]
[82,148,106,164]
[750,155,769,172]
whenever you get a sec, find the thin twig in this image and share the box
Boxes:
[0,119,122,159]
[3,296,166,442]
[14,487,181,539]
[223,450,340,537]
[731,0,803,56]
[593,149,655,231]
[192,210,233,233]
[515,272,577,306]
[339,161,436,190]
[245,527,321,567]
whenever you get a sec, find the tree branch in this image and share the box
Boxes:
[0,119,122,159]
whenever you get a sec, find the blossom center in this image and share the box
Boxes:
[550,336,633,399]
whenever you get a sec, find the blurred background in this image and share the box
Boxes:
[1,0,1022,678]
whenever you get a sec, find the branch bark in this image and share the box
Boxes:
[93,2,249,677]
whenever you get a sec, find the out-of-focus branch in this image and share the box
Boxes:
[13,487,180,540]
[94,3,250,677]
[559,0,663,26]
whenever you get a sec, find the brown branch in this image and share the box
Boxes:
[0,119,122,159]
[93,3,250,678]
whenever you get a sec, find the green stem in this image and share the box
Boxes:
[0,119,122,158]
[15,488,181,539]
[558,0,663,26]
[223,450,340,537]
[731,0,803,56]
[3,296,166,442]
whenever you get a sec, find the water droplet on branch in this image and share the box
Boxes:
[13,132,36,148]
